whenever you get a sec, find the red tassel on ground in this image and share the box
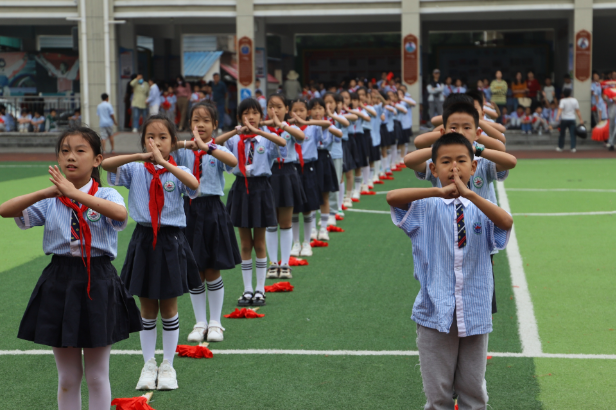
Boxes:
[381,175,394,180]
[111,396,155,410]
[335,214,344,221]
[368,185,373,190]
[351,198,360,202]
[264,281,294,292]
[385,171,393,176]
[279,256,308,266]
[398,164,407,168]
[392,167,402,172]
[341,204,348,210]
[487,356,492,359]
[374,180,384,184]
[361,191,376,195]
[224,308,265,319]
[310,240,329,247]
[327,225,345,232]
[176,344,214,359]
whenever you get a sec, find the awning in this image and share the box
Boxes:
[221,63,279,84]
[184,51,223,78]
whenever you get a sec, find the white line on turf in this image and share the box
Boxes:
[506,188,616,193]
[0,165,50,168]
[496,181,542,356]
[513,211,616,216]
[2,349,616,359]
[344,208,390,214]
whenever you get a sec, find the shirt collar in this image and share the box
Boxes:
[77,178,93,193]
[440,196,471,207]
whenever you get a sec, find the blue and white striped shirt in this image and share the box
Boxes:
[416,157,508,204]
[298,125,327,162]
[108,162,197,227]
[391,196,511,337]
[264,124,302,164]
[331,120,344,159]
[400,95,416,129]
[319,125,340,151]
[173,147,232,197]
[225,134,285,177]
[370,104,383,147]
[14,179,127,259]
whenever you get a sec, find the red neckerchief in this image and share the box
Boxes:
[296,125,308,172]
[237,134,258,193]
[267,126,286,168]
[144,156,177,249]
[58,180,99,300]
[190,138,208,184]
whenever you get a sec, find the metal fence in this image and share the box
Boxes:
[0,96,81,132]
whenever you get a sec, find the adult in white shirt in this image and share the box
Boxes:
[555,88,584,152]
[426,69,444,123]
[147,79,161,116]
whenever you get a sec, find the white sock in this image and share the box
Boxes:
[362,166,370,186]
[354,176,362,194]
[189,283,207,325]
[369,167,374,183]
[280,228,293,266]
[338,183,344,209]
[140,318,157,363]
[161,314,179,365]
[303,214,313,243]
[255,257,267,294]
[320,213,329,228]
[384,155,390,172]
[206,277,224,324]
[241,259,253,293]
[292,214,300,243]
[403,143,408,158]
[83,346,112,410]
[311,211,317,230]
[265,226,278,264]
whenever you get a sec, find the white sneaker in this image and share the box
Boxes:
[571,148,576,153]
[327,215,336,226]
[135,358,158,390]
[278,264,293,279]
[351,191,360,200]
[156,359,178,390]
[290,242,301,257]
[555,147,563,152]
[187,322,207,343]
[300,241,313,256]
[206,321,225,342]
[343,197,353,208]
[132,128,138,133]
[266,262,279,279]
[310,227,318,240]
[317,228,329,241]
[360,184,368,192]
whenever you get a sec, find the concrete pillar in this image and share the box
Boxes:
[236,0,255,102]
[77,0,118,132]
[401,0,421,133]
[573,0,593,124]
[254,17,267,97]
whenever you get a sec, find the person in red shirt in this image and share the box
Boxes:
[526,71,541,110]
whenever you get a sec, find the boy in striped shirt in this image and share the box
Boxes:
[387,132,512,409]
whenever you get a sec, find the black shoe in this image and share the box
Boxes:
[252,290,267,306]
[237,291,253,307]
[609,145,614,151]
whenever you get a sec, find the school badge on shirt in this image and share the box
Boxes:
[163,181,176,192]
[208,159,217,167]
[472,176,484,189]
[473,221,482,235]
[257,146,266,154]
[86,208,101,222]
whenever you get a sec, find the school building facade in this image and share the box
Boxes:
[0,0,614,131]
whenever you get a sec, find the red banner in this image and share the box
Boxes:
[403,34,418,85]
[238,36,253,87]
[574,30,591,82]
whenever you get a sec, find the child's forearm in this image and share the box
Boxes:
[330,113,349,127]
[350,110,371,121]
[283,124,305,141]
[364,106,377,116]
[161,160,199,190]
[329,127,343,138]
[386,187,442,208]
[343,113,358,121]
[0,189,49,218]
[479,120,506,144]
[256,130,287,147]
[413,131,441,149]
[480,149,517,172]
[214,129,238,145]
[305,119,332,129]
[484,108,498,119]
[465,191,513,230]
[71,191,127,222]
[404,148,431,173]
[210,147,238,167]
[476,135,506,152]
[102,154,143,173]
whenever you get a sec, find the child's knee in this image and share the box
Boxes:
[58,368,83,391]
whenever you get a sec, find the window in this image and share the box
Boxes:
[137,36,154,53]
[37,35,72,50]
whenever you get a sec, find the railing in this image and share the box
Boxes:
[0,96,81,132]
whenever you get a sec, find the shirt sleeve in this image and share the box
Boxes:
[415,160,438,186]
[216,145,232,170]
[176,165,198,199]
[267,138,286,162]
[101,188,128,231]
[107,161,138,188]
[171,148,191,168]
[484,211,511,252]
[390,198,425,238]
[14,198,51,230]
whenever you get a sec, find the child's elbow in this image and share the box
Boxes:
[229,158,238,168]
[502,215,514,231]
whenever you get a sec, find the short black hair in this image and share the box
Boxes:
[101,93,109,101]
[443,102,479,129]
[431,132,474,164]
[465,89,484,106]
[237,97,263,122]
[443,93,473,110]
[308,97,325,110]
[349,92,359,100]
[189,101,218,128]
[563,88,572,98]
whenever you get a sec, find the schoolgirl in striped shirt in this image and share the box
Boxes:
[378,91,396,179]
[396,87,417,168]
[0,128,141,410]
[338,90,360,209]
[260,94,306,280]
[388,133,512,409]
[357,87,378,193]
[348,92,372,202]
[214,98,287,307]
[286,99,334,256]
[172,102,240,344]
[323,92,351,224]
[102,115,201,391]
[366,91,385,187]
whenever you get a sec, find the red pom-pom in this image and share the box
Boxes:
[111,397,155,410]
[224,308,265,319]
[335,214,344,221]
[281,256,308,266]
[351,198,360,202]
[176,344,214,359]
[381,175,394,180]
[265,281,294,292]
[341,204,348,210]
[327,225,345,232]
[361,191,376,195]
[310,240,329,247]
[373,180,384,184]
[392,167,402,172]
[385,171,393,176]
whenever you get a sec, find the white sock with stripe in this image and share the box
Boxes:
[189,283,207,325]
[265,226,278,265]
[255,257,267,294]
[161,314,179,365]
[280,228,293,266]
[206,277,224,325]
[241,259,253,293]
[139,318,157,363]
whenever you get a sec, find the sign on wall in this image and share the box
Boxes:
[574,30,591,82]
[238,36,253,87]
[255,47,265,79]
[403,34,418,85]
